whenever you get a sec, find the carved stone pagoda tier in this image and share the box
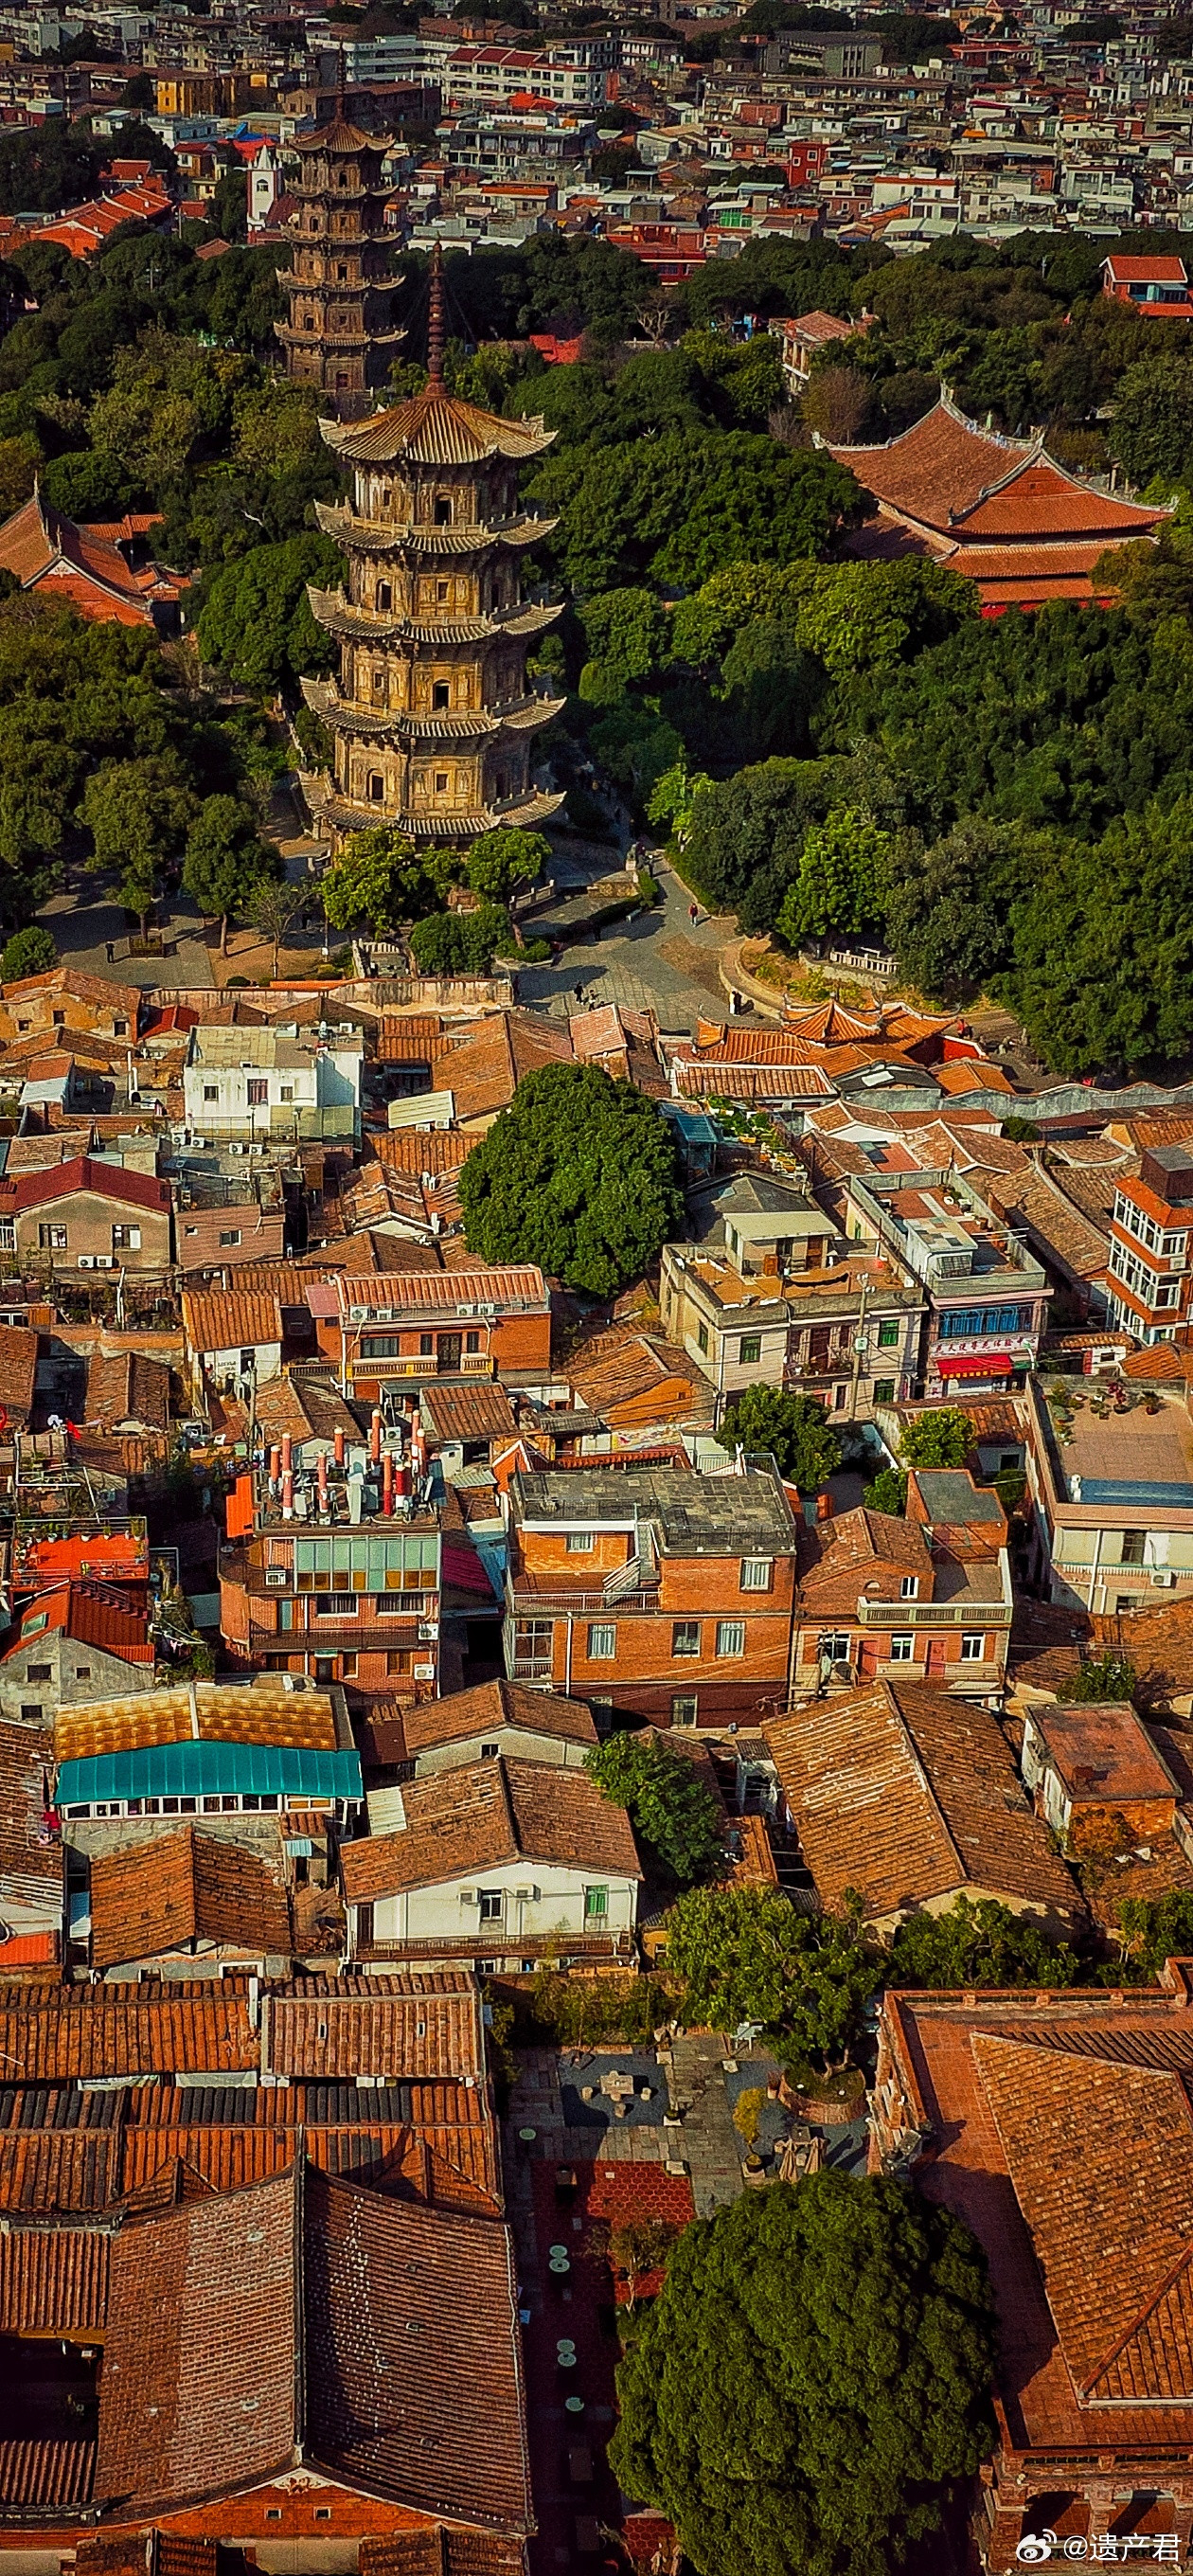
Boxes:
[299,359,566,846]
[275,111,402,418]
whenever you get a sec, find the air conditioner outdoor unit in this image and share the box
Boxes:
[94,1256,114,1270]
[77,1255,95,1270]
[459,1888,479,1906]
[265,1568,287,1587]
[1152,1569,1178,1587]
[511,1887,533,1902]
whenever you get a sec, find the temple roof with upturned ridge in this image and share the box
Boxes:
[320,379,555,468]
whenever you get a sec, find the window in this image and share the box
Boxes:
[899,1574,918,1600]
[434,494,453,526]
[0,1222,13,1253]
[26,1663,50,1681]
[419,1332,434,1356]
[433,681,451,710]
[1121,1530,1147,1565]
[280,1086,294,1106]
[477,1887,503,1921]
[740,1558,772,1592]
[436,581,450,602]
[219,1229,241,1248]
[566,1531,596,1553]
[368,772,384,802]
[362,1334,400,1358]
[480,1741,499,1759]
[587,1622,616,1660]
[239,1350,256,1376]
[377,581,392,612]
[112,1225,140,1251]
[465,1329,480,1353]
[716,1619,745,1658]
[203,1084,218,1103]
[671,1692,699,1726]
[819,1635,852,1664]
[960,1634,986,1662]
[672,1620,701,1657]
[114,1019,128,1038]
[314,1593,357,1617]
[739,1333,761,1365]
[435,771,449,794]
[938,1303,1031,1339]
[74,1667,90,1681]
[584,1885,609,1921]
[697,1321,709,1355]
[246,1078,268,1108]
[20,1704,42,1724]
[873,1379,896,1405]
[39,1224,66,1250]
[889,1633,916,1661]
[877,1318,899,1349]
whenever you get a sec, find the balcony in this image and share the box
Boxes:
[506,1582,660,1617]
[855,1598,1012,1628]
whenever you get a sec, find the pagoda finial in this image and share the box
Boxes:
[427,240,445,388]
[335,39,346,116]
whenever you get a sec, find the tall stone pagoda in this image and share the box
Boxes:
[299,252,565,845]
[275,101,402,417]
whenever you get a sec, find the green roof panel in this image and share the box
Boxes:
[56,1742,363,1806]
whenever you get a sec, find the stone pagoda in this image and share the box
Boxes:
[298,251,565,846]
[275,101,402,417]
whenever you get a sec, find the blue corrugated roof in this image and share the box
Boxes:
[56,1742,363,1806]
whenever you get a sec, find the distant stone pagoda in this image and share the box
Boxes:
[275,104,402,417]
[299,252,565,845]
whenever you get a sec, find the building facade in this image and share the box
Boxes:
[504,1462,800,1726]
[274,105,402,413]
[306,1264,552,1401]
[1106,1139,1193,1344]
[300,254,565,847]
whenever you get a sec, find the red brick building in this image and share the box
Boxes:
[306,1266,552,1403]
[789,1470,1013,1698]
[504,1460,800,1726]
[1107,1140,1193,1347]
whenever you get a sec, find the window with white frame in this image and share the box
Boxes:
[716,1619,745,1658]
[889,1633,916,1661]
[960,1634,986,1661]
[477,1888,503,1922]
[899,1575,918,1600]
[587,1622,616,1659]
[566,1531,596,1552]
[740,1558,773,1592]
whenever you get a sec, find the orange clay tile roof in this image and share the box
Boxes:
[0,1982,258,2084]
[831,400,1166,543]
[883,1979,1193,2458]
[361,2536,525,2576]
[764,1680,1079,1920]
[402,1675,597,1756]
[416,1379,518,1445]
[263,1971,487,2083]
[374,1126,472,1175]
[54,1683,339,1765]
[1027,1700,1179,1805]
[0,2222,109,2335]
[340,1755,641,1905]
[794,1504,935,1615]
[88,1827,293,1971]
[0,1323,38,1417]
[435,1008,574,1120]
[7,1579,152,1666]
[0,1713,58,1911]
[181,1286,283,1352]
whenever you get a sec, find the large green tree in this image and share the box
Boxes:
[888,1895,1082,1991]
[458,1062,685,1296]
[195,533,343,690]
[720,1388,840,1490]
[665,1883,877,2062]
[611,2172,997,2576]
[899,1408,973,1471]
[775,805,892,946]
[183,796,278,954]
[586,1730,723,1888]
[83,754,195,935]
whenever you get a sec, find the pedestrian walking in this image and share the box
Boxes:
[688,901,699,927]
[574,982,585,1004]
[104,941,115,964]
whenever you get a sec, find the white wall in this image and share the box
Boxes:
[361,1856,637,1947]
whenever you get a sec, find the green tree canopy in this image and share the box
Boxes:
[719,1387,840,1490]
[458,1062,685,1297]
[321,828,419,941]
[195,533,343,690]
[83,754,195,934]
[0,923,54,982]
[578,587,671,704]
[182,795,278,953]
[586,1729,723,1887]
[899,1408,973,1471]
[862,1466,907,1516]
[407,903,509,975]
[1069,1652,1138,1704]
[464,827,550,902]
[775,804,892,946]
[664,1883,877,2061]
[1115,1887,1193,1974]
[888,1895,1082,1991]
[610,2171,997,2576]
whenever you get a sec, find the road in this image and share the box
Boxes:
[518,848,734,1035]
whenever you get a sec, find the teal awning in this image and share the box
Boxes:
[56,1743,363,1806]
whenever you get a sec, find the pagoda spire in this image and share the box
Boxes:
[427,242,445,389]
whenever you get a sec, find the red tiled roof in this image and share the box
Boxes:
[6,1579,152,1665]
[341,1755,641,1904]
[88,1828,292,1971]
[831,398,1166,546]
[0,1156,169,1217]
